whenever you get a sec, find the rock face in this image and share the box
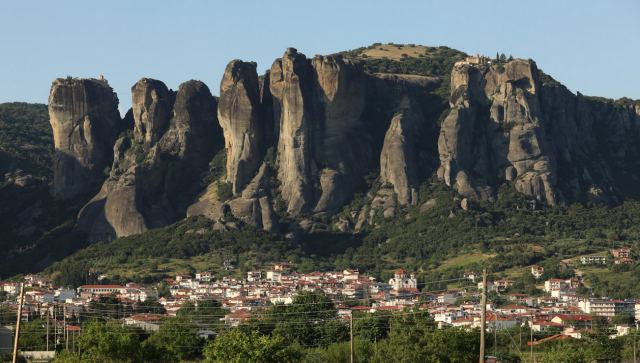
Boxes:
[48,48,640,241]
[437,59,640,205]
[311,54,368,212]
[131,78,173,145]
[270,48,315,215]
[48,78,121,199]
[218,60,264,194]
[269,49,370,215]
[78,79,223,240]
[380,96,422,205]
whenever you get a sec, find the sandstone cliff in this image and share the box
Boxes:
[218,60,264,195]
[77,79,223,240]
[48,78,122,199]
[437,59,640,205]
[47,46,640,241]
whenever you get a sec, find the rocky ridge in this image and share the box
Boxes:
[46,47,640,242]
[437,59,640,205]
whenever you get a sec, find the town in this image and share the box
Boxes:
[1,246,639,359]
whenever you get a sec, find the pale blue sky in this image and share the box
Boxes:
[1,0,638,113]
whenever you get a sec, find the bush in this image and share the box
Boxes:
[216,181,233,201]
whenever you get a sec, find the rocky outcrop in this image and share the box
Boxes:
[131,78,173,145]
[218,60,264,194]
[48,78,122,199]
[268,49,372,215]
[48,48,640,241]
[311,54,368,212]
[437,60,556,204]
[78,79,223,240]
[379,96,422,205]
[270,48,315,215]
[437,59,640,205]
[187,162,277,232]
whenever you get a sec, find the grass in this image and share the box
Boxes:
[360,44,435,60]
[438,251,496,269]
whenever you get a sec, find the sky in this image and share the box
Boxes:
[1,0,638,113]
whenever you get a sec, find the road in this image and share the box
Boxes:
[0,326,12,354]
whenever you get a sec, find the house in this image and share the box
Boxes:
[496,304,535,315]
[266,271,282,282]
[123,313,163,332]
[195,271,214,282]
[246,271,262,282]
[531,265,544,279]
[634,301,640,321]
[612,248,632,259]
[612,325,631,338]
[477,281,495,292]
[343,269,360,282]
[529,320,563,332]
[580,255,607,265]
[273,262,292,272]
[551,314,592,329]
[388,269,417,291]
[463,272,477,282]
[494,279,513,292]
[463,54,490,65]
[544,278,578,298]
[578,298,635,317]
[475,313,518,330]
[437,292,458,305]
[225,310,252,327]
[615,257,634,265]
[0,282,18,295]
[77,284,126,299]
[175,274,191,283]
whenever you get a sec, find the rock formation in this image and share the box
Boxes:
[437,59,640,205]
[46,47,640,241]
[270,48,315,215]
[78,79,223,240]
[268,49,372,215]
[379,96,422,205]
[48,78,121,199]
[218,60,264,194]
[311,54,368,212]
[131,78,173,144]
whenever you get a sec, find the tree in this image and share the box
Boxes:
[500,53,507,62]
[371,311,479,363]
[612,312,634,326]
[74,320,143,363]
[134,297,165,314]
[353,311,391,342]
[258,290,347,347]
[177,299,225,326]
[203,329,302,363]
[144,316,204,361]
[19,319,47,351]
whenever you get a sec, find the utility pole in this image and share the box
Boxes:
[479,268,487,363]
[64,305,68,351]
[529,315,534,363]
[350,310,354,363]
[12,283,25,363]
[634,322,638,363]
[53,306,57,347]
[46,308,50,351]
[493,321,497,357]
